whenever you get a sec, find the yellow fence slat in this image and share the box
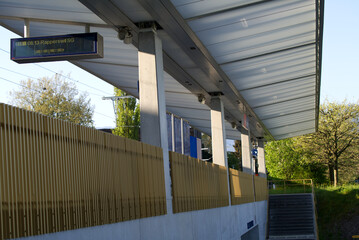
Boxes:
[0,103,167,240]
[127,141,136,220]
[136,141,145,218]
[169,152,176,213]
[152,146,160,216]
[0,104,4,239]
[254,176,268,202]
[3,104,10,238]
[229,169,262,205]
[156,147,166,215]
[169,151,229,213]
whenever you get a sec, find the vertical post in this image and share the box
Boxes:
[181,118,184,154]
[241,121,252,174]
[24,19,30,38]
[85,24,90,33]
[210,97,231,204]
[171,114,175,152]
[257,139,267,178]
[210,97,227,167]
[138,28,172,214]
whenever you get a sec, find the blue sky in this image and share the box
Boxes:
[321,0,359,102]
[0,0,358,133]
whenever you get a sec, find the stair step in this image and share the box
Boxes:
[268,194,316,239]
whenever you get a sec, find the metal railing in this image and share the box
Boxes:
[268,179,313,194]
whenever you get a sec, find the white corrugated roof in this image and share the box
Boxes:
[0,0,324,141]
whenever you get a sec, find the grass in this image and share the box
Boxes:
[315,184,359,240]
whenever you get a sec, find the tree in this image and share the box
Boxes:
[10,73,94,126]
[233,140,242,171]
[112,88,140,140]
[300,100,359,186]
[265,138,306,180]
[201,134,212,154]
[227,152,240,170]
[265,100,359,186]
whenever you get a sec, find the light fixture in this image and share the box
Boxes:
[123,31,133,44]
[118,28,132,44]
[198,94,206,104]
[118,29,126,40]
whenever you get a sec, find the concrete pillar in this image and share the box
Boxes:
[210,97,231,205]
[257,139,267,178]
[138,29,172,213]
[210,97,227,167]
[241,117,253,174]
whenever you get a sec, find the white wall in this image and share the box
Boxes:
[15,201,267,240]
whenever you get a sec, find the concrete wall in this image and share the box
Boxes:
[16,201,267,240]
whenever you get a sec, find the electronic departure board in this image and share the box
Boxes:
[11,32,104,63]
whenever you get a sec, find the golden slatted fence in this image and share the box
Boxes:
[0,103,166,240]
[169,151,229,213]
[229,169,255,205]
[254,175,268,202]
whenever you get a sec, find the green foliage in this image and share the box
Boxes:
[201,134,212,154]
[265,138,307,179]
[233,140,242,170]
[112,88,140,140]
[265,100,359,185]
[10,73,94,126]
[227,152,240,170]
[315,185,359,239]
[300,100,359,185]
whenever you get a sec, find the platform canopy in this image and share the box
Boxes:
[0,0,324,141]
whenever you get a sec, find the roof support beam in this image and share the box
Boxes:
[137,0,271,139]
[0,15,110,28]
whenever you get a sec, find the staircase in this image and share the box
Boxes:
[267,194,317,240]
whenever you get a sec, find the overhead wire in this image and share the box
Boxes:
[0,76,115,120]
[0,66,105,97]
[0,77,115,120]
[0,70,115,121]
[0,46,113,96]
[0,76,42,93]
